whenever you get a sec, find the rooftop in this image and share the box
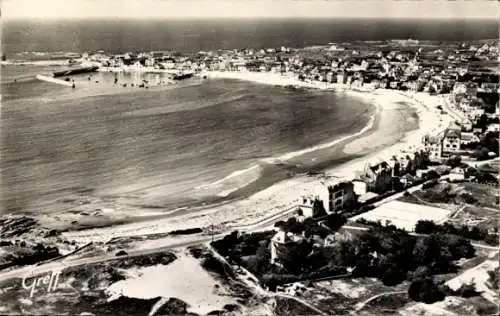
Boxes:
[444,128,461,138]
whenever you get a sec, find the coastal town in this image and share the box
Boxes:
[1,38,499,315]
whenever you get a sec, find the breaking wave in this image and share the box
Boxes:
[196,105,378,198]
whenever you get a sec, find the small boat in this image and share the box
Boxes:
[53,66,99,77]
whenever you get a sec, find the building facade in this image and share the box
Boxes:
[327,181,357,213]
[358,161,393,194]
[422,134,443,162]
[442,128,461,157]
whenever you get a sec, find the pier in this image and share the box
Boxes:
[35,74,74,87]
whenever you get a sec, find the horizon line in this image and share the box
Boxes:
[3,16,499,21]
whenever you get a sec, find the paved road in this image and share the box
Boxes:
[442,95,466,122]
[372,183,425,207]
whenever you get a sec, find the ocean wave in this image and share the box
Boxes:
[122,92,250,117]
[196,106,377,198]
[1,60,73,66]
[263,107,378,164]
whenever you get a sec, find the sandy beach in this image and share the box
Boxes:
[56,71,450,244]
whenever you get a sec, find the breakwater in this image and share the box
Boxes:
[35,74,74,87]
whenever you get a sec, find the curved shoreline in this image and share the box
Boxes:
[57,72,449,243]
[193,83,378,199]
[25,70,452,243]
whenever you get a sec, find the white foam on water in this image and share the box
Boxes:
[274,107,378,162]
[196,164,264,197]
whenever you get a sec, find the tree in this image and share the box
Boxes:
[471,148,489,161]
[410,266,433,280]
[467,226,486,240]
[475,171,498,185]
[424,170,440,180]
[437,234,475,260]
[303,218,330,239]
[296,208,304,217]
[445,156,462,168]
[487,267,499,290]
[453,282,481,298]
[415,220,437,234]
[247,243,272,276]
[380,264,406,286]
[412,236,441,266]
[473,114,489,132]
[482,132,499,155]
[408,278,446,304]
[279,240,313,274]
[457,192,476,204]
[332,240,356,267]
[484,234,499,246]
[322,213,347,231]
[312,199,327,218]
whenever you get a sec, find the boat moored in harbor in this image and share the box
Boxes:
[53,66,99,77]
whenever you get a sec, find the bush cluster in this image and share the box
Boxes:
[415,220,498,246]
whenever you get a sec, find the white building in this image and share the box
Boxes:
[449,167,466,182]
[442,128,461,157]
[487,123,500,132]
[460,132,480,146]
[352,179,368,196]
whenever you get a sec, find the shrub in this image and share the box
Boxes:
[415,220,437,234]
[487,268,499,290]
[453,282,481,298]
[422,179,438,190]
[381,265,406,286]
[484,234,499,246]
[445,156,462,168]
[261,273,300,290]
[322,213,347,231]
[457,192,476,204]
[408,278,446,304]
[410,266,433,281]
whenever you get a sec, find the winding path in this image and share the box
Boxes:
[353,291,407,312]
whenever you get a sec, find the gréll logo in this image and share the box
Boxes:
[22,270,62,298]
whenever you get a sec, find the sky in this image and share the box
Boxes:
[2,0,499,20]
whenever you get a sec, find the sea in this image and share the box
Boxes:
[2,18,498,55]
[1,18,497,215]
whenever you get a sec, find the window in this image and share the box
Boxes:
[334,190,344,199]
[335,199,342,206]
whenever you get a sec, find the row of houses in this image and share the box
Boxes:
[292,147,432,222]
[423,122,498,162]
[269,146,436,267]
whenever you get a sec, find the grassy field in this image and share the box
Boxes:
[302,277,410,315]
[399,182,499,231]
